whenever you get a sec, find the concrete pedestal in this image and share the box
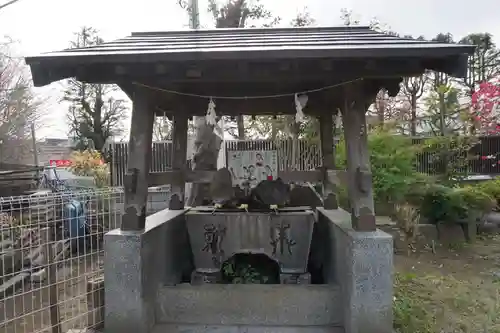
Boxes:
[103,209,190,333]
[316,208,393,333]
[103,207,393,333]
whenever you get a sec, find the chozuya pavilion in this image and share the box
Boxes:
[26,26,474,333]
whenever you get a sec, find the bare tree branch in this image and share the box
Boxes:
[64,27,129,151]
[0,37,47,163]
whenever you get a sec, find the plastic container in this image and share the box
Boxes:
[62,199,88,251]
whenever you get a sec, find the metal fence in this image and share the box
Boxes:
[226,137,500,176]
[0,187,170,333]
[413,136,500,175]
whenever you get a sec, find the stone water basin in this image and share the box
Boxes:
[185,207,315,274]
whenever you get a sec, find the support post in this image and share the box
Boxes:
[169,113,189,209]
[40,227,61,333]
[341,83,376,231]
[30,122,40,184]
[319,114,338,209]
[86,276,105,330]
[121,90,154,230]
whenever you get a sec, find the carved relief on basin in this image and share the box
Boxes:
[185,208,316,275]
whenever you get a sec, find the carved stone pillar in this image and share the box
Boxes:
[341,82,376,231]
[120,89,155,231]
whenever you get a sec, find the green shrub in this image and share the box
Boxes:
[334,129,492,224]
[419,184,458,224]
[336,128,427,207]
[455,186,495,213]
[419,184,494,224]
[472,178,500,210]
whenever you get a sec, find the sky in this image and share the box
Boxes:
[0,0,499,139]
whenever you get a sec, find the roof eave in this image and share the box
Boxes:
[26,45,475,87]
[26,44,475,65]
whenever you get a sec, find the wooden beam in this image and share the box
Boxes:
[278,170,322,183]
[157,91,334,117]
[121,88,155,230]
[364,78,403,98]
[326,170,348,186]
[74,58,428,86]
[148,169,347,187]
[149,170,216,186]
[152,78,403,117]
[169,114,189,210]
[341,81,376,231]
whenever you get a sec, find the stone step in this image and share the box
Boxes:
[156,284,342,327]
[152,324,344,333]
[485,212,500,225]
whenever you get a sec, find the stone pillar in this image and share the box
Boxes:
[318,208,393,333]
[341,82,376,231]
[343,230,393,333]
[169,113,188,210]
[319,114,339,209]
[104,230,156,333]
[104,209,188,333]
[121,89,155,231]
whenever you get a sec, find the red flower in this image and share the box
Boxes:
[472,78,500,135]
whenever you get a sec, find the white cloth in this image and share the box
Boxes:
[295,93,308,122]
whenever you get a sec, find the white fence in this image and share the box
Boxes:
[109,139,322,186]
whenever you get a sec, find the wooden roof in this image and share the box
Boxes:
[25,26,474,87]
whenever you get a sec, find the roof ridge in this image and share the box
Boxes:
[130,26,372,37]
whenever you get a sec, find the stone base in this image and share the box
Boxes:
[317,208,393,333]
[190,270,222,285]
[155,284,342,326]
[190,270,311,285]
[280,272,311,285]
[104,209,190,333]
[479,222,500,234]
[152,324,344,333]
[461,222,477,242]
[437,222,466,246]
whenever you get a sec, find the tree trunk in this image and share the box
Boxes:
[288,118,300,170]
[186,0,249,206]
[437,91,449,175]
[438,92,446,136]
[236,115,245,139]
[375,89,386,125]
[187,116,222,206]
[410,93,417,136]
[271,119,277,141]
